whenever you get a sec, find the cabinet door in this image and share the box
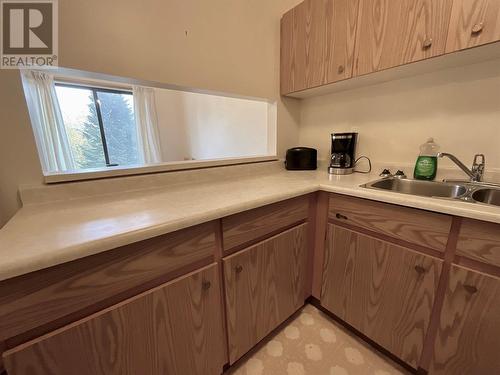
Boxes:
[223,224,307,363]
[280,0,360,94]
[430,265,500,375]
[321,224,442,368]
[446,0,500,53]
[4,264,225,375]
[354,0,453,76]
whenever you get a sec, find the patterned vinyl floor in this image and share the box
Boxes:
[228,304,409,375]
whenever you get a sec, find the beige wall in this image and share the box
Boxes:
[299,59,500,173]
[0,71,44,227]
[0,0,302,227]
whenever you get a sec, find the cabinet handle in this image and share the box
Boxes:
[414,265,426,275]
[422,38,433,49]
[463,284,478,295]
[471,22,484,35]
[235,265,243,274]
[202,280,211,291]
[337,65,345,74]
[335,213,348,220]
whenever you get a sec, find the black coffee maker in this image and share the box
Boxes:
[328,132,358,175]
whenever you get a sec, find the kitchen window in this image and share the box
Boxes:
[54,83,139,170]
[21,68,277,182]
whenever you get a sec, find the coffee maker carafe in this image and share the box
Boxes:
[328,132,357,175]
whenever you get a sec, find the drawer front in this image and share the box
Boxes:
[456,219,500,267]
[329,194,452,252]
[4,264,226,375]
[222,195,309,254]
[0,222,216,345]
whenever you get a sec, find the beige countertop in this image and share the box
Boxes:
[1,164,499,282]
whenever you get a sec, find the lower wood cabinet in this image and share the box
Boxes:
[3,264,226,375]
[0,221,216,349]
[223,223,308,363]
[4,194,500,374]
[321,224,442,368]
[430,265,500,374]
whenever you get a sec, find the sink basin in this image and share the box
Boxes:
[363,178,467,198]
[472,189,500,206]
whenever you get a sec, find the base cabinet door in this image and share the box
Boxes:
[321,225,442,368]
[3,264,226,375]
[430,265,500,375]
[223,224,307,363]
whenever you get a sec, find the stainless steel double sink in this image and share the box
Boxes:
[362,177,500,207]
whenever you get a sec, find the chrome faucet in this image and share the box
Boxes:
[437,152,485,182]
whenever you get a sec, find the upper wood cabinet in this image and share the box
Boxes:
[280,0,360,94]
[321,224,442,368]
[280,0,500,95]
[430,265,500,374]
[223,224,307,363]
[3,264,226,375]
[446,0,500,53]
[354,0,454,76]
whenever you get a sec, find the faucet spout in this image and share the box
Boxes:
[437,152,485,182]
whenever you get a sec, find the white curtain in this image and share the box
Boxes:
[133,86,162,164]
[21,70,75,173]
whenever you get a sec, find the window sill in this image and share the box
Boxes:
[43,156,279,184]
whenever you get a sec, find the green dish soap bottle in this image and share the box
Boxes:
[414,138,439,180]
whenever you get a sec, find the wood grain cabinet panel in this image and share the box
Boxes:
[280,0,360,94]
[430,265,500,374]
[223,224,308,363]
[321,225,442,368]
[329,194,452,252]
[353,0,453,76]
[446,0,500,53]
[3,264,226,375]
[456,218,500,268]
[0,222,216,346]
[280,7,296,95]
[222,196,308,254]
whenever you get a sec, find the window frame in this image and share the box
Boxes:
[54,82,135,168]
